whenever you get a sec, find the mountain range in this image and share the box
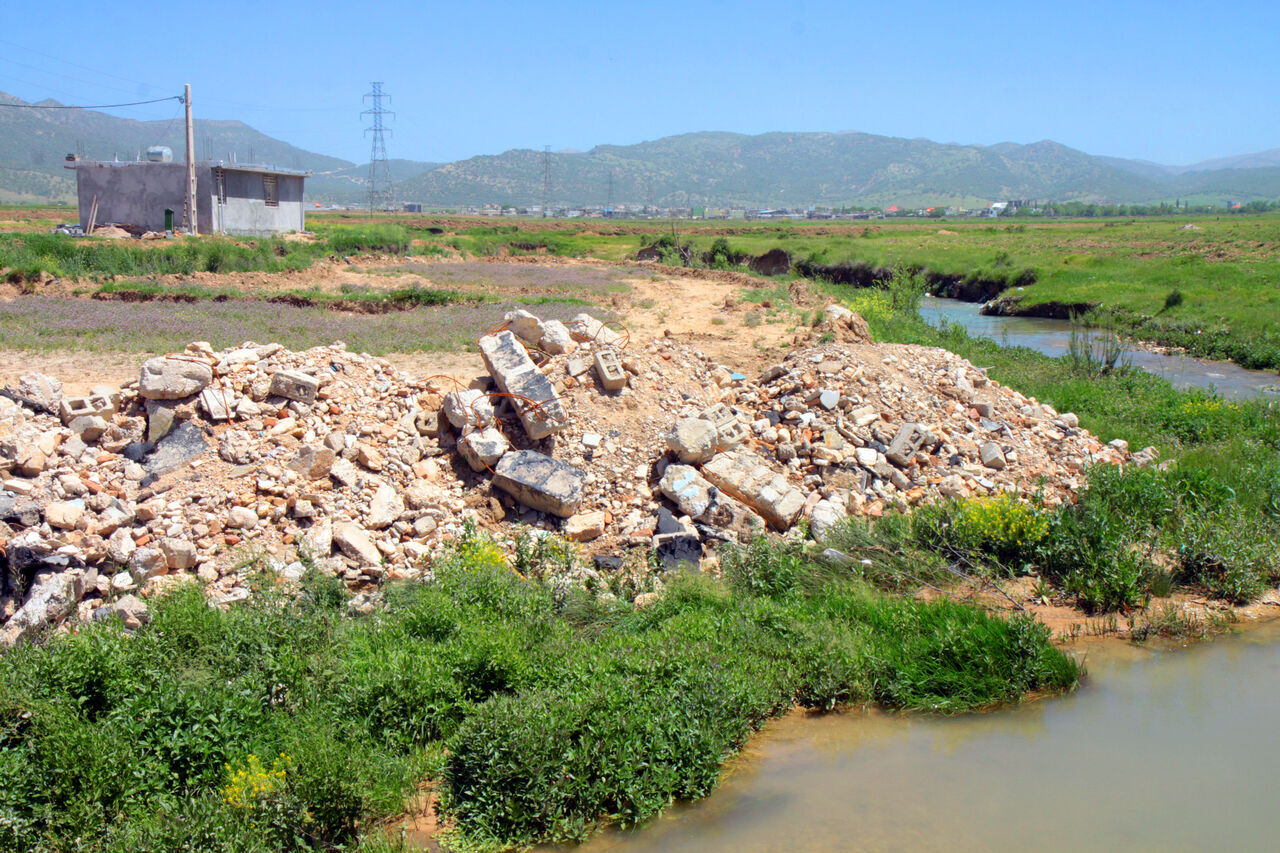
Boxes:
[2,92,1276,209]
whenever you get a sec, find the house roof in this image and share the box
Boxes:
[64,160,311,178]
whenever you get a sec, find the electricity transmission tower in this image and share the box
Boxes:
[362,82,395,214]
[541,145,551,216]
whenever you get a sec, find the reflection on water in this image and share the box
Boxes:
[575,621,1280,852]
[919,296,1280,401]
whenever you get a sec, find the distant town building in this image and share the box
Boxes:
[65,159,311,236]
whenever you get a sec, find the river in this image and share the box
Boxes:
[919,296,1280,401]
[572,620,1280,852]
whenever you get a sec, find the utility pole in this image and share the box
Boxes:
[541,145,551,216]
[362,82,395,215]
[183,83,197,235]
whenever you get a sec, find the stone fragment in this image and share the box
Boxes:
[106,528,135,564]
[108,594,151,629]
[227,506,259,529]
[303,517,332,556]
[139,356,213,400]
[479,331,568,439]
[702,449,806,531]
[1,569,82,644]
[367,482,404,529]
[333,522,382,566]
[145,401,177,442]
[414,410,440,437]
[979,442,1007,470]
[819,389,840,410]
[288,445,335,480]
[566,355,593,378]
[492,450,585,518]
[128,547,167,582]
[809,498,846,544]
[13,444,47,477]
[442,389,494,431]
[458,426,511,472]
[45,501,84,530]
[356,444,385,472]
[594,349,627,391]
[666,418,718,464]
[972,401,994,418]
[269,370,319,404]
[564,510,606,541]
[160,538,198,570]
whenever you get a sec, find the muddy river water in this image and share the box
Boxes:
[573,619,1280,852]
[919,296,1280,401]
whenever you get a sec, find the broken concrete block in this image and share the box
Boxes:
[479,331,567,440]
[713,420,748,451]
[19,373,62,412]
[58,393,115,425]
[139,356,213,400]
[199,385,236,421]
[539,320,575,354]
[67,415,108,442]
[414,410,440,437]
[699,403,739,431]
[979,441,1007,470]
[702,449,806,531]
[458,426,511,472]
[492,450,585,518]
[659,464,762,538]
[269,370,319,404]
[594,349,627,391]
[442,389,493,432]
[506,309,545,345]
[566,313,620,345]
[885,422,925,467]
[666,417,718,464]
[653,530,702,570]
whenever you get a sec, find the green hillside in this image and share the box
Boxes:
[2,91,1277,209]
[396,131,1180,208]
[0,91,352,202]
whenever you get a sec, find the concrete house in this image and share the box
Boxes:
[66,157,311,236]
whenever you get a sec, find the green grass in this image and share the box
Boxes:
[0,225,418,282]
[0,530,1076,851]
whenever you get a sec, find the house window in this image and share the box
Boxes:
[263,175,278,207]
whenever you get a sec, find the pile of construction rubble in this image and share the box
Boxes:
[0,305,1140,643]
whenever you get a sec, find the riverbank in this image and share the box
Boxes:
[0,536,1078,851]
[566,615,1280,853]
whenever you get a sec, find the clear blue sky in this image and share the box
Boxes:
[3,0,1276,166]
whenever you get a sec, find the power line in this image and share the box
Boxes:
[362,82,394,214]
[0,95,182,110]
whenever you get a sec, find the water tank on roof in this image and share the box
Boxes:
[145,146,173,163]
